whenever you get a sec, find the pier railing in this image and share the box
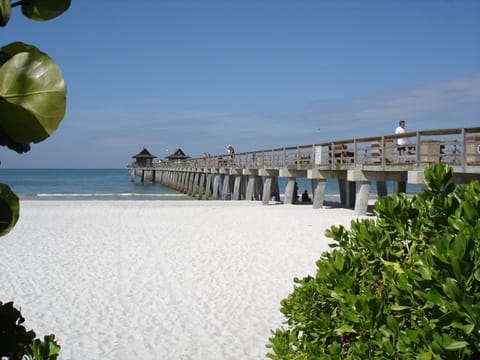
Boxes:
[135,127,480,172]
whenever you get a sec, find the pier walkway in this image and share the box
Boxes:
[128,126,480,215]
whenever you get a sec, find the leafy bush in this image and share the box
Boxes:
[0,301,60,360]
[266,164,480,359]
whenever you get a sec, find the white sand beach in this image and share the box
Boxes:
[1,200,362,360]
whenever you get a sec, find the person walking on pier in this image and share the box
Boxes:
[395,120,407,158]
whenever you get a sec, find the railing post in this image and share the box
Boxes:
[381,136,385,169]
[311,144,316,168]
[353,139,358,165]
[330,142,334,170]
[415,132,421,165]
[296,147,300,169]
[462,128,467,172]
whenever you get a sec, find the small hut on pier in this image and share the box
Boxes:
[165,148,190,162]
[132,147,157,167]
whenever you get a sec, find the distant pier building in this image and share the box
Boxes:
[132,147,157,167]
[130,148,157,182]
[165,148,191,162]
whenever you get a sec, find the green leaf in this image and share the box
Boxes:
[333,251,345,271]
[453,233,467,259]
[451,256,467,282]
[330,291,343,302]
[414,259,433,280]
[0,41,67,144]
[334,324,356,335]
[452,321,475,335]
[474,268,480,282]
[422,290,444,307]
[0,183,19,237]
[433,333,468,351]
[417,350,433,360]
[381,258,404,274]
[443,340,468,350]
[442,278,462,302]
[21,0,71,21]
[395,273,411,291]
[0,0,11,27]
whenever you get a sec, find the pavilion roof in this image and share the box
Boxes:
[132,147,157,159]
[165,148,190,160]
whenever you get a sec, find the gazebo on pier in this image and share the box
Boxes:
[165,148,190,161]
[132,147,157,167]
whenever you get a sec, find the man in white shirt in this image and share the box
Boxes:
[395,120,407,156]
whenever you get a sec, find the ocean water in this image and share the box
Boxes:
[0,168,422,201]
[0,168,187,200]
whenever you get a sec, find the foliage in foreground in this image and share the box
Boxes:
[267,164,480,359]
[1,1,70,359]
[0,301,60,360]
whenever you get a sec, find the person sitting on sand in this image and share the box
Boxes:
[301,190,311,202]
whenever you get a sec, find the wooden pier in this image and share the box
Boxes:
[128,127,480,215]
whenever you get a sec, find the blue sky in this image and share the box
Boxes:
[1,0,479,168]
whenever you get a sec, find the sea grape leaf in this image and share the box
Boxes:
[0,0,11,27]
[0,41,66,144]
[0,183,19,237]
[21,0,71,21]
[0,128,31,153]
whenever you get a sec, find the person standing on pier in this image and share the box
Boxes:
[395,120,407,157]
[227,145,235,160]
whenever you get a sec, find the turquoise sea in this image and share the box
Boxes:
[0,168,422,201]
[0,168,187,201]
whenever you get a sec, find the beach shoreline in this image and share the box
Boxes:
[1,200,361,359]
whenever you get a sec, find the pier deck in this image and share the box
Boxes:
[128,127,480,215]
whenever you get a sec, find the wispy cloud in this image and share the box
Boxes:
[352,74,480,121]
[292,74,480,142]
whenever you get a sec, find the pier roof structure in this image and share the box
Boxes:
[132,147,157,167]
[165,148,190,161]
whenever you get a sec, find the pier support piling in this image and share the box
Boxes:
[260,169,280,204]
[394,181,407,194]
[376,181,388,197]
[212,173,221,200]
[231,169,243,200]
[221,174,230,200]
[311,179,327,209]
[284,177,297,204]
[338,179,356,209]
[355,181,371,215]
[204,173,213,199]
[244,169,263,201]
